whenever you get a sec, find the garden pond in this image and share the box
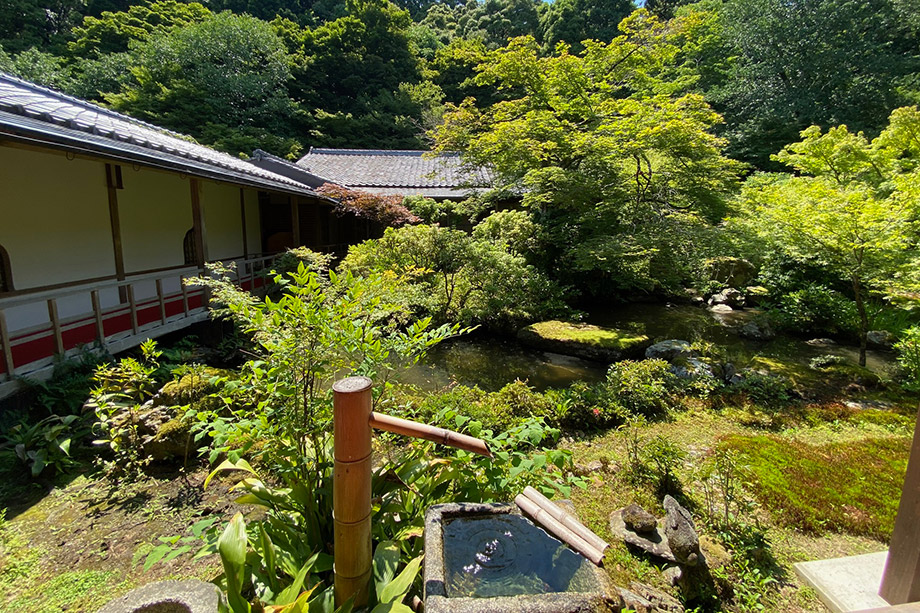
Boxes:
[405,303,898,392]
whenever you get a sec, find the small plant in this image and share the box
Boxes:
[732,372,793,408]
[809,354,845,370]
[644,434,686,495]
[618,416,649,484]
[0,414,84,477]
[604,359,678,419]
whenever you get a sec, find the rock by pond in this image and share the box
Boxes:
[517,320,650,362]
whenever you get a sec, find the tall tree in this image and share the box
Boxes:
[1,0,86,53]
[105,12,301,156]
[735,109,920,365]
[434,12,741,295]
[709,0,920,167]
[540,0,634,53]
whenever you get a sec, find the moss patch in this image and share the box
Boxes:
[518,320,650,361]
[720,434,909,539]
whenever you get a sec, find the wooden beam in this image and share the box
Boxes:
[47,298,64,355]
[91,290,105,343]
[105,164,126,302]
[0,309,14,378]
[291,196,301,247]
[240,188,249,258]
[190,178,208,266]
[155,279,167,324]
[881,407,920,604]
[127,285,139,335]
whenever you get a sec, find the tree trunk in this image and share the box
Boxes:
[852,276,868,368]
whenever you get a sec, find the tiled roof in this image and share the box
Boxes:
[296,148,491,198]
[0,73,325,199]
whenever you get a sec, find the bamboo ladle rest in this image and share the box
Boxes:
[332,376,492,608]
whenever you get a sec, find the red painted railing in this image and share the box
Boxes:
[0,254,275,390]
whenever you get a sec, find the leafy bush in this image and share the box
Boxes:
[731,372,794,408]
[603,359,679,419]
[340,224,567,329]
[471,209,540,256]
[0,414,85,478]
[895,326,920,391]
[772,284,858,337]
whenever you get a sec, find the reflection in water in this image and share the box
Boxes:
[405,304,897,392]
[443,514,597,598]
[404,338,607,392]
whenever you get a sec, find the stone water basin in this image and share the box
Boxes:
[424,503,615,613]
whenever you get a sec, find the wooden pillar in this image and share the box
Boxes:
[105,164,127,302]
[333,376,373,609]
[240,188,249,258]
[880,407,920,604]
[47,299,63,355]
[190,179,208,266]
[0,309,14,378]
[290,196,301,248]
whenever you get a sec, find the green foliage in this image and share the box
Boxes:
[89,339,163,477]
[772,285,858,338]
[434,15,741,294]
[733,110,920,364]
[709,0,920,167]
[340,224,566,328]
[0,414,84,478]
[539,0,634,54]
[471,209,540,257]
[603,359,679,420]
[105,11,300,157]
[720,434,908,539]
[730,372,793,408]
[895,326,920,391]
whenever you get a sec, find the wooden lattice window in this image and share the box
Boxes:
[183,229,197,266]
[0,244,11,293]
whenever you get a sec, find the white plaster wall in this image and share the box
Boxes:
[243,188,261,255]
[202,181,244,260]
[118,167,192,274]
[0,145,116,290]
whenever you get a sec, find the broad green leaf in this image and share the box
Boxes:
[372,541,400,601]
[378,555,422,605]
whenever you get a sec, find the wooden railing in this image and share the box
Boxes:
[0,253,277,392]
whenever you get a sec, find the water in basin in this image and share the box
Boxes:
[442,514,598,598]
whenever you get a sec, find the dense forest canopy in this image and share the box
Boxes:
[3,0,918,164]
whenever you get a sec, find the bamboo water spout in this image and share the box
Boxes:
[332,376,491,608]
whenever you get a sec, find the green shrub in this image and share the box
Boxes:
[772,284,858,337]
[0,414,85,478]
[604,359,679,419]
[895,326,920,391]
[731,372,793,407]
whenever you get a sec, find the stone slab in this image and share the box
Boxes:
[608,508,676,563]
[794,551,890,613]
[97,579,222,613]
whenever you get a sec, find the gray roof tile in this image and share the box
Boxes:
[0,73,324,199]
[297,148,491,195]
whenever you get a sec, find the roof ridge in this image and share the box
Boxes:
[306,148,459,157]
[0,72,186,139]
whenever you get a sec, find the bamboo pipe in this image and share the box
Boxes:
[522,486,610,554]
[514,494,605,566]
[369,412,492,458]
[333,376,374,609]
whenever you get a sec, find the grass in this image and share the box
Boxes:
[521,320,649,350]
[719,434,909,540]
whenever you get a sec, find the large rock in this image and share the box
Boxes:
[744,286,769,306]
[740,320,775,341]
[645,340,694,362]
[109,403,199,461]
[867,330,896,348]
[662,496,702,567]
[628,582,685,613]
[518,320,650,362]
[622,503,658,534]
[709,304,734,313]
[703,257,756,288]
[708,288,745,309]
[99,579,222,613]
[609,507,676,563]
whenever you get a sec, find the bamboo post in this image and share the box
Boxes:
[333,376,374,609]
[880,408,920,604]
[369,412,491,457]
[522,486,609,553]
[514,494,605,565]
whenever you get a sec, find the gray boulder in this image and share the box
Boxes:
[740,320,775,341]
[708,288,745,309]
[622,503,658,533]
[806,338,836,347]
[98,580,222,613]
[670,358,715,380]
[709,304,734,313]
[867,330,896,348]
[645,340,694,362]
[703,257,757,287]
[663,496,702,567]
[609,507,676,562]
